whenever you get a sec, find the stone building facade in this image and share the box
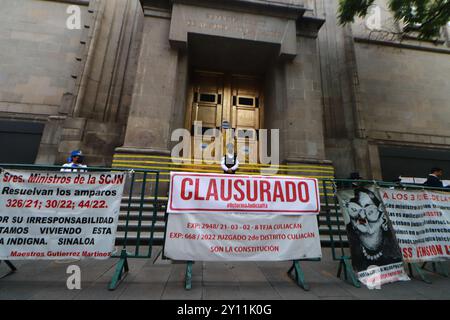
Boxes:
[0,0,449,180]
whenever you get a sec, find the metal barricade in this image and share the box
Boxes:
[2,164,447,290]
[321,178,450,287]
[0,164,163,290]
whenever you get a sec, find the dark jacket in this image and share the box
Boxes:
[423,175,444,188]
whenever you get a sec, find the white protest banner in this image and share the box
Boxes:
[164,213,322,261]
[379,188,450,262]
[167,172,320,215]
[0,170,126,260]
[336,187,410,288]
[165,172,321,261]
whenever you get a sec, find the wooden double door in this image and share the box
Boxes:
[186,71,264,162]
[186,70,263,162]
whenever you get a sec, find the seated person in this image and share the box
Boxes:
[221,143,239,174]
[61,150,87,172]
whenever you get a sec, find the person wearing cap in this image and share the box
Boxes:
[221,143,239,174]
[61,150,87,172]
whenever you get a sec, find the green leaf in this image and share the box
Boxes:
[338,0,450,40]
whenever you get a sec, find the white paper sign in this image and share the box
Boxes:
[164,213,322,261]
[357,262,410,289]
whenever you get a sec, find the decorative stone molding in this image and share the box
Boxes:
[169,3,298,58]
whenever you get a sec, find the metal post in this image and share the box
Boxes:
[148,172,160,258]
[287,260,310,291]
[121,171,136,251]
[334,194,346,258]
[135,172,147,255]
[408,263,432,284]
[161,206,169,260]
[185,261,193,290]
[340,257,360,288]
[0,260,17,280]
[108,249,130,290]
[323,180,336,260]
[337,259,343,278]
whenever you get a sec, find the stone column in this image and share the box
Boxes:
[264,62,288,165]
[283,36,327,163]
[117,14,180,157]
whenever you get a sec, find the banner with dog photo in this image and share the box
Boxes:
[336,186,410,288]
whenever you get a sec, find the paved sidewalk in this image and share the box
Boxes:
[0,248,449,300]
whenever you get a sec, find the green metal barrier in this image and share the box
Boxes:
[321,178,450,287]
[181,258,319,291]
[181,261,319,291]
[108,168,163,290]
[321,179,359,287]
[0,163,317,291]
[161,205,318,291]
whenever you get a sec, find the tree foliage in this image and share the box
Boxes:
[338,0,450,40]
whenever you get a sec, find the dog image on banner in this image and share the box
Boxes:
[336,186,410,287]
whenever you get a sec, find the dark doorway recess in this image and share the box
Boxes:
[0,120,44,164]
[379,145,450,182]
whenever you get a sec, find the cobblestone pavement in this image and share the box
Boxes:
[0,248,448,300]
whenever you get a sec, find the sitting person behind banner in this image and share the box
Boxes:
[221,143,239,174]
[337,172,364,189]
[344,187,403,272]
[61,150,87,172]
